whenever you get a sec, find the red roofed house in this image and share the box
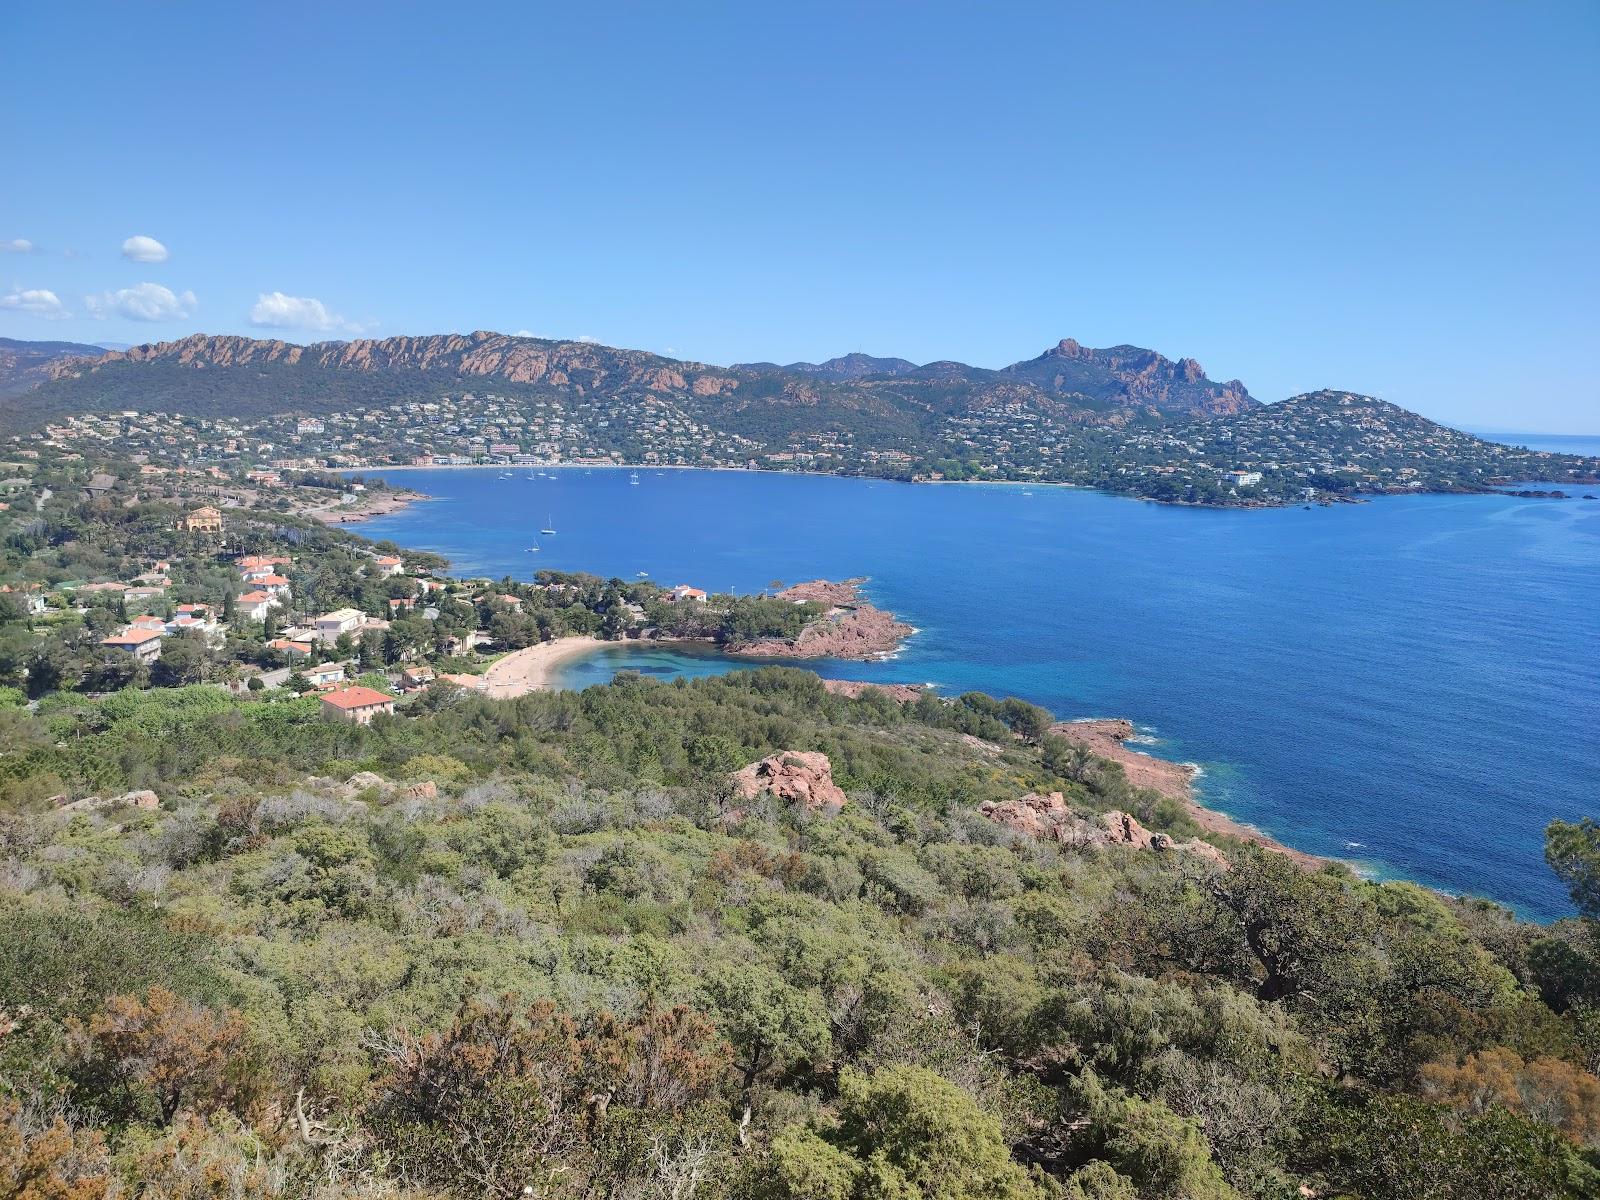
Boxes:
[254,574,292,597]
[237,554,291,572]
[235,592,274,622]
[374,555,405,577]
[268,637,314,659]
[320,685,396,724]
[101,626,164,665]
[671,585,708,602]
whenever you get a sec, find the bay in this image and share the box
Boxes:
[360,467,1600,920]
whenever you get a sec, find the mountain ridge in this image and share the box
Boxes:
[31,328,1257,422]
[12,329,1598,506]
[0,335,109,400]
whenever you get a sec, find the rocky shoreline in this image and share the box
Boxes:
[307,489,424,525]
[732,578,913,661]
[1050,718,1327,869]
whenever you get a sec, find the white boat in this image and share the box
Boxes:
[540,514,557,535]
[629,472,640,485]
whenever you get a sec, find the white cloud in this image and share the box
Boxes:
[512,329,537,338]
[121,235,169,263]
[249,291,370,334]
[86,282,196,322]
[2,238,35,254]
[0,288,70,319]
[576,334,600,344]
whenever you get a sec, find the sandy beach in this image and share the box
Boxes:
[475,636,609,697]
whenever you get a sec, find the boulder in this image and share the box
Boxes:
[732,751,847,815]
[822,680,924,704]
[397,780,438,802]
[979,796,1228,869]
[1177,838,1230,869]
[57,789,159,813]
[1145,825,1230,869]
[341,771,389,798]
[1102,810,1155,849]
[979,792,1106,846]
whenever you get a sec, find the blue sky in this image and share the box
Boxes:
[3,2,1596,431]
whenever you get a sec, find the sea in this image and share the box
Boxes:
[358,463,1600,920]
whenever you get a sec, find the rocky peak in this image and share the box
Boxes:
[1001,339,1259,417]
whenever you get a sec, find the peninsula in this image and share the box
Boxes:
[731,579,912,661]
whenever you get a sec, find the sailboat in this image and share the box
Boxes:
[629,471,640,485]
[540,514,557,535]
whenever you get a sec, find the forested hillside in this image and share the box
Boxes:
[0,336,105,400]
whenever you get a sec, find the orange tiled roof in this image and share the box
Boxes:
[320,685,394,710]
[103,628,164,646]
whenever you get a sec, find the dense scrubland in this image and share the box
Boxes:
[4,669,1600,1199]
[4,446,1600,1198]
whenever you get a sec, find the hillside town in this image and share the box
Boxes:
[38,388,766,474]
[0,443,904,720]
[29,383,1598,508]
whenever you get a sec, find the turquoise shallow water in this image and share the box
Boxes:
[360,467,1600,920]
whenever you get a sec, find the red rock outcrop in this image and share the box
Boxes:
[778,578,867,606]
[822,680,924,704]
[732,751,847,815]
[58,789,160,813]
[736,579,912,662]
[1102,809,1156,849]
[45,331,738,399]
[738,605,913,662]
[978,795,1229,868]
[1051,718,1315,869]
[978,792,1105,846]
[1051,720,1196,799]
